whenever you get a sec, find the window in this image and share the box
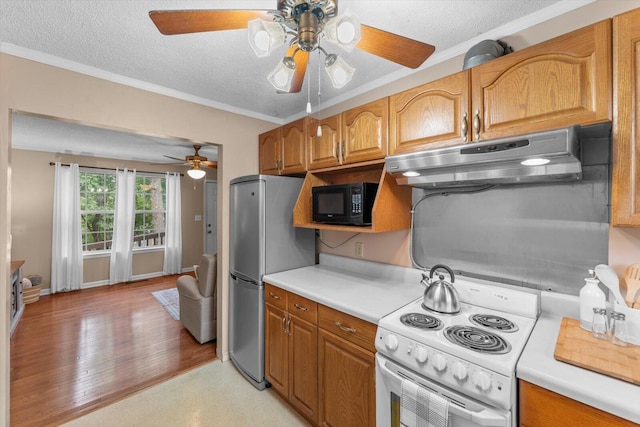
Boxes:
[80,171,166,253]
[134,175,166,248]
[80,171,115,251]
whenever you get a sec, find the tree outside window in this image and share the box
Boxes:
[134,175,166,248]
[81,172,116,251]
[80,171,166,252]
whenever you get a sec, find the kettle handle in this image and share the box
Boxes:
[429,264,455,283]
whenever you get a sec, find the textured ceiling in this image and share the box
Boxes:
[1,0,593,162]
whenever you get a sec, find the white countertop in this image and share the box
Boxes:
[263,254,423,324]
[517,292,640,424]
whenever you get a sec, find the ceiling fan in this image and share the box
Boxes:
[149,0,435,93]
[159,145,217,179]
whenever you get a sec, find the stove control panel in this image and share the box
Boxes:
[375,328,513,410]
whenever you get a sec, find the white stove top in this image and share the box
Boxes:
[375,277,539,410]
[378,297,536,376]
[378,276,539,374]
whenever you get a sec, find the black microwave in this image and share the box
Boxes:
[312,182,378,225]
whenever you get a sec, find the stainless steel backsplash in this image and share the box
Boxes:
[410,123,611,296]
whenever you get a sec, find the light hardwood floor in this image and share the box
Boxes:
[10,275,217,427]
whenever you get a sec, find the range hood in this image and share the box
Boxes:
[386,125,582,188]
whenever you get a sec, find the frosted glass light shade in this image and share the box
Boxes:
[324,55,355,88]
[248,19,285,57]
[323,9,361,52]
[268,59,296,91]
[187,167,206,179]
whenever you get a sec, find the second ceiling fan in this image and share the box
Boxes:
[149,0,435,93]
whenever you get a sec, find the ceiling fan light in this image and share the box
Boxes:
[187,166,206,180]
[268,58,296,91]
[324,55,355,88]
[248,19,285,57]
[323,9,361,52]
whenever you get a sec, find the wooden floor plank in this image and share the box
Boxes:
[10,275,217,427]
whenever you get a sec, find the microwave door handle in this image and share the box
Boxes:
[377,358,507,427]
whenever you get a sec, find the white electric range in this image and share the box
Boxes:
[375,276,539,427]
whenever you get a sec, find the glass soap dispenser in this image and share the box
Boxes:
[580,269,606,331]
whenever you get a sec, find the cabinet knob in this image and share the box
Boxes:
[461,112,468,142]
[269,292,281,300]
[293,303,309,312]
[335,321,356,334]
[473,108,481,141]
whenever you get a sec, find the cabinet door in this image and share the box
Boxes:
[519,380,637,427]
[309,114,342,170]
[259,127,282,175]
[390,70,471,154]
[318,329,375,427]
[471,20,612,141]
[265,303,288,397]
[342,98,389,165]
[612,8,640,226]
[288,314,318,423]
[281,118,308,175]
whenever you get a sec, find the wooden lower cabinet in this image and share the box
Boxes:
[318,329,376,427]
[265,284,376,427]
[519,380,637,427]
[265,284,318,424]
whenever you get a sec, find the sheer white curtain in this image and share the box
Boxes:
[109,169,136,284]
[51,162,83,293]
[163,172,182,275]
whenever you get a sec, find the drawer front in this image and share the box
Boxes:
[288,292,318,324]
[265,283,287,310]
[318,304,377,353]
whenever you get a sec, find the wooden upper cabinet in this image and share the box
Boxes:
[471,19,612,141]
[259,118,308,176]
[259,127,281,176]
[612,8,640,227]
[281,117,308,175]
[342,98,389,165]
[390,70,471,154]
[308,114,342,170]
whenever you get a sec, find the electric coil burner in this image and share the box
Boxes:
[470,313,519,332]
[444,325,512,354]
[400,313,443,330]
[375,276,539,427]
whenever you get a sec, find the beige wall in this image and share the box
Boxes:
[0,53,274,424]
[10,148,213,290]
[320,0,640,283]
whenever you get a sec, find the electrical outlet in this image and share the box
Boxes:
[355,242,364,258]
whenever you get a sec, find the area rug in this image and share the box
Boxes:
[152,288,180,320]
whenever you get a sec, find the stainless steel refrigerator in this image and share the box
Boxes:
[229,174,315,389]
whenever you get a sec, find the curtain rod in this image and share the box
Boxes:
[49,162,184,177]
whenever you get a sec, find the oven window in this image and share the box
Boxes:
[317,192,344,214]
[391,392,400,427]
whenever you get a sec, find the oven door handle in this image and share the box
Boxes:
[377,357,508,427]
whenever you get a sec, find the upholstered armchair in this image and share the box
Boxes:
[177,253,217,343]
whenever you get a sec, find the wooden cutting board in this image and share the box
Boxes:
[554,317,640,385]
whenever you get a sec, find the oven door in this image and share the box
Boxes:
[376,354,511,427]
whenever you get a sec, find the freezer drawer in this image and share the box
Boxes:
[229,273,267,389]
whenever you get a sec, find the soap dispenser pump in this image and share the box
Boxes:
[579,269,606,331]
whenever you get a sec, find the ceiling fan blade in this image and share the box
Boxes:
[357,24,435,69]
[288,46,309,94]
[149,161,187,165]
[202,161,218,169]
[163,155,186,162]
[149,10,273,35]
